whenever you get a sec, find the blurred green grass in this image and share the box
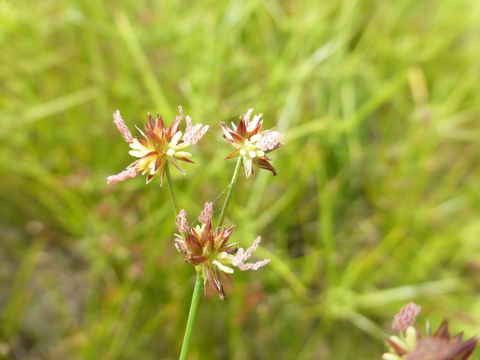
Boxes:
[1,0,480,359]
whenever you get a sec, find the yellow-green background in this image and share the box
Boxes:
[1,0,479,359]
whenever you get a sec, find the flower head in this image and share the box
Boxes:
[221,109,282,177]
[107,106,209,184]
[383,303,477,360]
[174,202,270,299]
[393,302,422,332]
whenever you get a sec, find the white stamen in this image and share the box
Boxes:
[382,354,401,360]
[250,134,261,142]
[405,327,417,350]
[244,108,253,122]
[170,131,183,146]
[149,161,156,175]
[212,260,234,274]
[243,158,253,177]
[129,150,148,158]
[174,151,192,158]
[129,139,147,151]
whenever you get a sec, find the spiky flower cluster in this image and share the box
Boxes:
[107,106,208,184]
[174,202,270,299]
[107,106,278,303]
[221,108,282,177]
[392,302,422,332]
[383,303,477,360]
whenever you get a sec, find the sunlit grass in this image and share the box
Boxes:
[1,0,480,359]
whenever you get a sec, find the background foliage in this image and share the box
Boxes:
[1,0,480,359]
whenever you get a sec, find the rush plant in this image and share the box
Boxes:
[107,107,282,359]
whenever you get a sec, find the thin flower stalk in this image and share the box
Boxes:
[217,157,242,227]
[178,271,203,360]
[165,162,179,214]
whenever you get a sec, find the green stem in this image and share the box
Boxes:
[218,157,242,227]
[165,162,179,214]
[179,272,203,360]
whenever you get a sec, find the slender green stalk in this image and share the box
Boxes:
[218,157,242,227]
[165,162,179,214]
[179,271,203,360]
[177,158,241,359]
